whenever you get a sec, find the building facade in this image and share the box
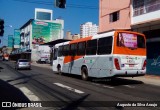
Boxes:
[66,31,80,40]
[72,34,80,40]
[80,22,98,38]
[99,0,131,33]
[13,19,64,62]
[131,0,160,75]
[66,31,72,40]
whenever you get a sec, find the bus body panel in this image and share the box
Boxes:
[61,55,113,78]
[52,30,146,78]
[113,55,146,70]
[59,54,146,78]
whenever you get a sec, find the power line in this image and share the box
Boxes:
[11,0,99,9]
[10,0,129,10]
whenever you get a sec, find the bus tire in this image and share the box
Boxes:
[81,67,88,81]
[57,65,62,75]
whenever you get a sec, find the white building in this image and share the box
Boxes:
[80,22,98,38]
[19,18,64,62]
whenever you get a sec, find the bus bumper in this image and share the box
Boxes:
[111,69,146,77]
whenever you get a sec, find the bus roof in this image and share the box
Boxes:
[54,30,145,47]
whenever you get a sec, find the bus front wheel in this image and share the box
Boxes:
[81,67,88,81]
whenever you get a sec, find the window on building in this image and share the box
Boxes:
[77,42,86,55]
[133,0,144,9]
[98,37,113,55]
[86,39,97,55]
[109,11,120,22]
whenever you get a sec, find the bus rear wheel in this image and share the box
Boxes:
[81,67,88,81]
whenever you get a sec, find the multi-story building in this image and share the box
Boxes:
[99,0,131,33]
[131,0,160,75]
[80,22,98,38]
[9,8,64,62]
[66,31,72,40]
[19,19,64,61]
[72,34,80,40]
[66,31,80,40]
[99,0,160,75]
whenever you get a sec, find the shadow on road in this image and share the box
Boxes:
[58,73,144,86]
[0,79,30,110]
[0,66,4,72]
[91,77,144,86]
[61,94,90,110]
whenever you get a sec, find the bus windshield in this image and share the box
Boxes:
[117,33,145,49]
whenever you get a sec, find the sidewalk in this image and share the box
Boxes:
[125,75,160,86]
[30,61,160,86]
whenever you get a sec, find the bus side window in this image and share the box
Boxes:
[53,48,58,60]
[63,45,70,56]
[86,39,97,55]
[98,36,113,54]
[77,42,86,55]
[137,36,145,48]
[58,46,63,57]
[70,43,77,56]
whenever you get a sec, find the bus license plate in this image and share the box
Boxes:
[129,64,134,67]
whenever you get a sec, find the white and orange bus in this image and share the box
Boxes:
[52,30,146,80]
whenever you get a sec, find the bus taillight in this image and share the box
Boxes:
[142,60,146,70]
[114,58,120,70]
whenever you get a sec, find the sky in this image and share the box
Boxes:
[0,0,99,47]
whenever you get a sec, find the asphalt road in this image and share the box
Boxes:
[0,61,160,110]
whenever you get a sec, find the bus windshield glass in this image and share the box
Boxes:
[117,33,145,49]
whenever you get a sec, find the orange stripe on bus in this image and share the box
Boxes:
[64,55,84,64]
[63,37,92,64]
[69,36,92,44]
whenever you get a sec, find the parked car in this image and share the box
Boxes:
[15,59,31,70]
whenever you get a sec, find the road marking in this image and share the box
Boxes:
[91,83,100,86]
[19,87,40,101]
[103,85,114,89]
[53,83,84,94]
[123,85,135,88]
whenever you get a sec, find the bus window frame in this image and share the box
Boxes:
[63,44,70,56]
[53,48,58,60]
[116,32,146,49]
[58,46,63,57]
[70,43,77,56]
[86,39,97,55]
[113,31,146,55]
[97,36,113,55]
[77,41,86,56]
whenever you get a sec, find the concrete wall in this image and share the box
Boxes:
[99,0,131,33]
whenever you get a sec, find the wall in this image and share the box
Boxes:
[99,0,131,33]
